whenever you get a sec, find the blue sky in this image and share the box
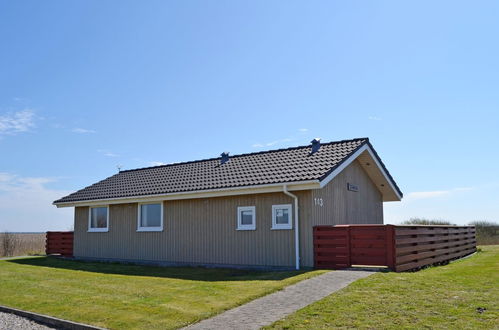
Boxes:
[1,1,498,231]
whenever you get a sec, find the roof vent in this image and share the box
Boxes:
[220,152,230,164]
[310,138,321,154]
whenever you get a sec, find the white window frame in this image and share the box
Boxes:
[237,206,256,230]
[272,204,293,230]
[88,206,109,232]
[137,202,164,232]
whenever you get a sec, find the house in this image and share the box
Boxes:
[53,138,402,270]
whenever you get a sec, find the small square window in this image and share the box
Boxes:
[88,206,109,232]
[237,206,256,230]
[272,204,292,230]
[138,203,163,231]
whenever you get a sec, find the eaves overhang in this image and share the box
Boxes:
[318,143,403,201]
[53,139,403,207]
[53,180,321,208]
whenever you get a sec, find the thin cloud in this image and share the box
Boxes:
[406,187,473,200]
[0,172,73,232]
[368,116,382,121]
[0,173,54,192]
[407,190,450,199]
[266,138,293,146]
[97,149,120,157]
[13,97,30,103]
[0,109,36,135]
[0,172,16,183]
[71,128,96,134]
[298,128,308,132]
[252,138,294,148]
[149,161,166,166]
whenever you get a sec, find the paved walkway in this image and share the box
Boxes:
[185,270,373,330]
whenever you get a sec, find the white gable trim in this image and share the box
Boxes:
[319,144,369,188]
[319,144,402,201]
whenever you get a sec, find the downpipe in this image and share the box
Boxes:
[283,185,300,270]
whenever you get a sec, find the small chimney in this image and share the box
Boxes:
[220,152,230,164]
[310,138,321,154]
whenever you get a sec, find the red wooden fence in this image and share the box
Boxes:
[46,231,74,257]
[314,225,476,272]
[393,225,476,271]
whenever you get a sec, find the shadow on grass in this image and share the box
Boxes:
[6,257,310,282]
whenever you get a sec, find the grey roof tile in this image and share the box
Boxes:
[54,138,400,204]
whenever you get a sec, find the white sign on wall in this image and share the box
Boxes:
[347,183,359,192]
[314,197,324,207]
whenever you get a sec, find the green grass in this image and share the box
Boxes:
[268,245,499,329]
[0,257,325,329]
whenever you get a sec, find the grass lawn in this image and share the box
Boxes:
[268,245,499,329]
[0,257,325,329]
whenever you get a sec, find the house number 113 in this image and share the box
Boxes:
[314,198,324,207]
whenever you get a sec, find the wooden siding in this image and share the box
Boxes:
[300,160,383,267]
[74,159,383,268]
[75,191,309,268]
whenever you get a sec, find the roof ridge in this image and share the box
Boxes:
[119,137,369,173]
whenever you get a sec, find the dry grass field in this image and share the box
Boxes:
[473,222,499,245]
[0,233,46,257]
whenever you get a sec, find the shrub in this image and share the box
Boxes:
[0,232,45,257]
[0,232,19,257]
[401,218,456,226]
[468,220,499,245]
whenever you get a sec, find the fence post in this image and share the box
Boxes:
[346,226,352,268]
[385,225,395,271]
[45,232,50,256]
[313,227,318,269]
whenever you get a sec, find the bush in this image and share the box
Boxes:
[0,232,19,257]
[401,218,456,226]
[0,232,45,257]
[468,220,499,245]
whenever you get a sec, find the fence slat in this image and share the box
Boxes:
[45,231,74,257]
[395,243,476,264]
[395,247,476,272]
[395,238,476,255]
[395,233,476,245]
[314,225,476,272]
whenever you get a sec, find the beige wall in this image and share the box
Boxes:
[75,191,309,268]
[74,160,383,268]
[299,159,383,267]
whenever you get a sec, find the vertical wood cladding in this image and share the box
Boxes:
[74,160,383,268]
[75,191,309,268]
[300,160,383,267]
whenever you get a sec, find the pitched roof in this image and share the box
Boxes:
[54,137,401,204]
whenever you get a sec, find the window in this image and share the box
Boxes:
[272,204,292,230]
[88,206,109,232]
[237,206,256,230]
[137,202,163,231]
